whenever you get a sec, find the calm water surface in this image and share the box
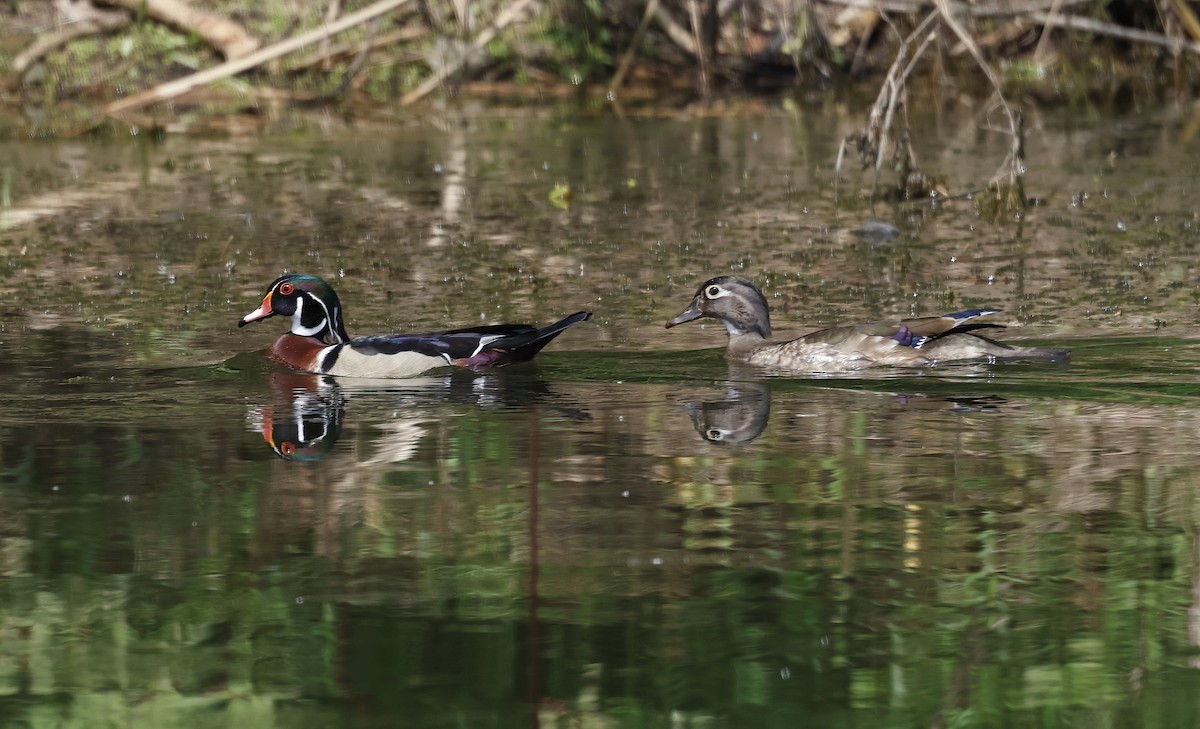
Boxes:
[3,103,1200,727]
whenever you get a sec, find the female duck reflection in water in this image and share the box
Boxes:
[666,276,1069,373]
[684,381,771,446]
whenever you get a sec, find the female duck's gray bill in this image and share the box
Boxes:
[665,303,704,328]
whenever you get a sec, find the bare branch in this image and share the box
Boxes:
[400,0,538,106]
[104,0,414,116]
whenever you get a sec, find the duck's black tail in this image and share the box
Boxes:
[466,311,593,366]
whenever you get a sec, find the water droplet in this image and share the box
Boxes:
[1116,221,1127,231]
[433,163,443,173]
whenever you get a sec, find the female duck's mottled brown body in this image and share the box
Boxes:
[239,274,591,378]
[666,275,1069,373]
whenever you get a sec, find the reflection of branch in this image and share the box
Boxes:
[104,0,413,116]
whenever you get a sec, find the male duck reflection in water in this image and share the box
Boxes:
[666,275,1069,373]
[239,273,592,378]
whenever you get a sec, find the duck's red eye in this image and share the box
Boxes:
[278,282,294,296]
[280,442,296,456]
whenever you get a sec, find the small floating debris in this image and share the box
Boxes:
[853,220,901,240]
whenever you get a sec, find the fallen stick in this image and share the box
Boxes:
[103,0,413,116]
[101,0,259,59]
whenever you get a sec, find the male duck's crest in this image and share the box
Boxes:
[238,273,591,379]
[666,275,1069,372]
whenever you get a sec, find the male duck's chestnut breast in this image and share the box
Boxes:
[268,335,329,373]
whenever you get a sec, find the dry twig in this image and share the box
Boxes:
[610,0,662,95]
[934,0,1025,206]
[835,10,939,202]
[824,0,1200,54]
[399,0,537,106]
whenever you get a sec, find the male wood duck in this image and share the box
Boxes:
[239,274,592,378]
[665,275,1069,372]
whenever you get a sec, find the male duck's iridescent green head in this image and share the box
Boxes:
[239,273,351,344]
[665,275,772,338]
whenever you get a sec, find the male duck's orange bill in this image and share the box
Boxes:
[238,292,275,327]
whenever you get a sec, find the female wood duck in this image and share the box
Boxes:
[239,274,592,378]
[665,275,1069,372]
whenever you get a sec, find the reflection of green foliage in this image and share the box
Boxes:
[3,319,1200,726]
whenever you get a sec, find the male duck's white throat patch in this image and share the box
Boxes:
[290,297,327,338]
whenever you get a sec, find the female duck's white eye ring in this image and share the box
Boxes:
[705,285,730,299]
